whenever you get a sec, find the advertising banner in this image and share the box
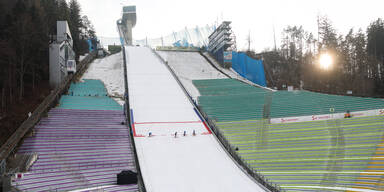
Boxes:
[270,109,384,124]
[224,51,232,62]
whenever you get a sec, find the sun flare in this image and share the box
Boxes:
[319,53,333,70]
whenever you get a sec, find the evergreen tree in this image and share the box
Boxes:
[58,0,69,21]
[367,19,384,61]
[41,0,59,35]
[82,15,96,39]
[69,0,82,59]
[367,19,384,95]
[318,16,338,50]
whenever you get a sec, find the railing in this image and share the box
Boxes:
[151,49,283,192]
[121,45,147,192]
[198,51,232,78]
[0,52,96,176]
[201,111,283,192]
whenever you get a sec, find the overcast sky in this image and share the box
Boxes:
[77,0,383,52]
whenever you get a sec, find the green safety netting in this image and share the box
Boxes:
[193,78,384,191]
[193,79,384,122]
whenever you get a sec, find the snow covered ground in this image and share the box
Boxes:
[79,53,89,62]
[82,53,125,105]
[127,46,266,192]
[158,51,228,100]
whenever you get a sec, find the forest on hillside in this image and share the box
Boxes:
[256,16,384,97]
[0,0,96,145]
[0,0,96,115]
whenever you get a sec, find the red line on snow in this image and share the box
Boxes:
[132,121,212,137]
[202,121,212,134]
[135,132,211,138]
[132,123,137,137]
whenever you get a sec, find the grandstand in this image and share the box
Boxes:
[193,78,384,121]
[217,116,384,191]
[192,78,384,191]
[12,80,137,191]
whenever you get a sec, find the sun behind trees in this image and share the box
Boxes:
[261,16,384,97]
[0,0,96,144]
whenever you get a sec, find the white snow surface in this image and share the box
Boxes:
[157,51,228,100]
[79,53,89,62]
[127,46,265,192]
[82,52,125,105]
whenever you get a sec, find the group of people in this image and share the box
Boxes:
[174,130,196,138]
[147,130,197,138]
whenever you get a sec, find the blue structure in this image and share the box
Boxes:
[232,52,267,87]
[208,21,235,68]
[87,38,98,52]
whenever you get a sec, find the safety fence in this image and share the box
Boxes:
[210,47,226,67]
[200,111,283,192]
[232,51,267,87]
[199,51,232,78]
[151,49,282,192]
[135,25,214,48]
[0,52,96,177]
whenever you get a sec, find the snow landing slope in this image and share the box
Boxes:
[157,51,227,100]
[127,46,266,192]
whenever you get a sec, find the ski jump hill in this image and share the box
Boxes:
[3,46,270,191]
[125,46,267,192]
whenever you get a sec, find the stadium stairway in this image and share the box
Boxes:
[349,135,384,191]
[12,79,138,191]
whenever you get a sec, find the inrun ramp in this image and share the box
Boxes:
[126,46,265,192]
[12,80,138,191]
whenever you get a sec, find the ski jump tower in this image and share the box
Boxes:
[118,6,136,45]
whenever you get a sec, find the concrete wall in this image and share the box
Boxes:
[57,21,73,46]
[49,21,75,89]
[49,42,67,88]
[121,6,136,45]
